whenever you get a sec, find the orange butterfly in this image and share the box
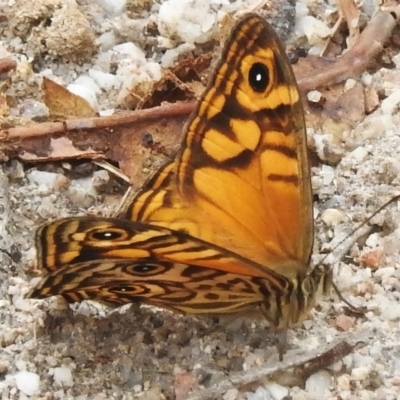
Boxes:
[29,14,331,338]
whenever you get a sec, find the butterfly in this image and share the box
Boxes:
[29,14,332,335]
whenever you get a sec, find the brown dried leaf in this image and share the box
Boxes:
[138,54,211,109]
[305,82,366,132]
[304,82,366,165]
[0,102,192,188]
[18,136,103,162]
[171,53,212,82]
[42,77,98,119]
[113,111,187,187]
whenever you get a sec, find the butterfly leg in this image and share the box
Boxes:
[274,330,289,361]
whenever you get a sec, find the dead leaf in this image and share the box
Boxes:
[0,102,192,188]
[18,136,103,161]
[137,54,212,109]
[305,82,366,133]
[42,77,98,119]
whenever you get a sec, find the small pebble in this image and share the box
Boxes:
[14,371,40,396]
[18,99,49,119]
[348,146,369,163]
[67,83,99,112]
[381,89,400,115]
[111,42,147,69]
[321,208,346,226]
[97,0,126,14]
[321,164,335,186]
[89,69,119,91]
[53,367,73,387]
[336,374,351,391]
[296,15,331,44]
[374,266,395,281]
[133,384,142,393]
[307,90,322,103]
[26,170,70,192]
[351,366,370,381]
[92,170,110,192]
[344,79,357,91]
[335,315,355,331]
[359,248,385,270]
[305,370,332,397]
[73,75,101,95]
[265,382,289,400]
[246,386,272,400]
[222,388,238,400]
[158,0,217,44]
[380,300,400,321]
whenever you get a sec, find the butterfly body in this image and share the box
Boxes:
[29,14,331,332]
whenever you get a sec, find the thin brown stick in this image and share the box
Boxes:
[292,340,356,381]
[186,333,365,400]
[0,101,194,141]
[298,9,399,91]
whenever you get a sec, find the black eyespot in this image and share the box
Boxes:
[248,62,270,93]
[90,230,124,240]
[132,264,160,274]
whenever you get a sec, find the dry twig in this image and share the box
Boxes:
[186,333,366,400]
[297,8,399,91]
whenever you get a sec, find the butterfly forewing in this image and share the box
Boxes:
[126,15,313,277]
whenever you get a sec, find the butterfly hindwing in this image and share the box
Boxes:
[31,217,295,319]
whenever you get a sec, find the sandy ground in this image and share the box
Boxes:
[1,1,400,399]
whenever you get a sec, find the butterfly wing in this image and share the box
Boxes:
[125,14,313,279]
[31,216,292,317]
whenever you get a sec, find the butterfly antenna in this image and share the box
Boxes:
[319,194,400,313]
[331,281,365,314]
